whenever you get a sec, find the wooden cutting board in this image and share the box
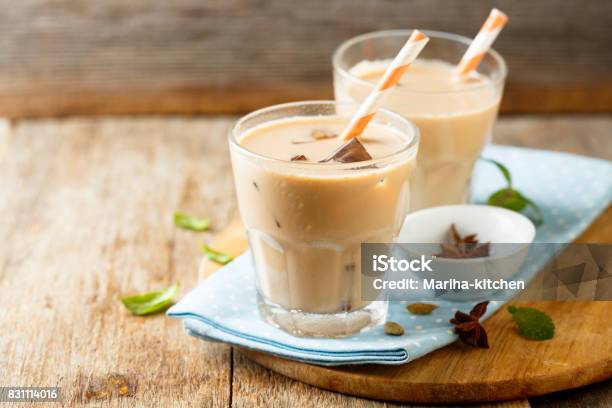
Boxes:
[199,210,612,404]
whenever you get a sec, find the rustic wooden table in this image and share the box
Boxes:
[0,115,610,407]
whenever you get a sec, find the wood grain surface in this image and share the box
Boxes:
[0,115,610,407]
[242,303,611,404]
[0,1,610,118]
[0,118,236,406]
[200,214,612,403]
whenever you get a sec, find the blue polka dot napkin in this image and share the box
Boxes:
[168,145,612,366]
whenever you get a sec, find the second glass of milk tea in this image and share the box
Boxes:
[229,101,419,337]
[333,30,507,210]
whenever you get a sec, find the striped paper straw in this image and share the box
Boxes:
[341,30,429,141]
[454,8,508,79]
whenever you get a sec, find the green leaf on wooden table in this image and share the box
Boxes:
[200,244,233,265]
[173,212,210,232]
[482,158,544,225]
[121,284,179,316]
[507,305,555,341]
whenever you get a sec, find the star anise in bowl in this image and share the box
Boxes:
[436,224,490,259]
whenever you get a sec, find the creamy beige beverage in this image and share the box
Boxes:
[229,102,418,336]
[335,57,502,209]
[240,117,406,162]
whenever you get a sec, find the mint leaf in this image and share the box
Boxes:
[200,244,233,265]
[522,196,544,226]
[488,188,544,225]
[174,212,210,232]
[488,188,527,211]
[482,158,544,225]
[507,305,555,340]
[121,284,179,316]
[482,158,513,187]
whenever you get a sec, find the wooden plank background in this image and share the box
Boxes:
[0,0,610,118]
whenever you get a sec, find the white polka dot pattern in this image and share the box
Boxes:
[169,145,612,366]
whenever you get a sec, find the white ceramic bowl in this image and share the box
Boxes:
[396,205,536,300]
[398,204,535,244]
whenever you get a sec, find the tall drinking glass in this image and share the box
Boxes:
[333,30,507,210]
[229,101,419,337]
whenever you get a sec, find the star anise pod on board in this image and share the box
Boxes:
[436,224,490,259]
[450,301,490,348]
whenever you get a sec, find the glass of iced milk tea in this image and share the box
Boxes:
[334,30,507,210]
[229,101,419,337]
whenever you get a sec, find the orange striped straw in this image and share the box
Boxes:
[454,8,508,79]
[341,30,429,141]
